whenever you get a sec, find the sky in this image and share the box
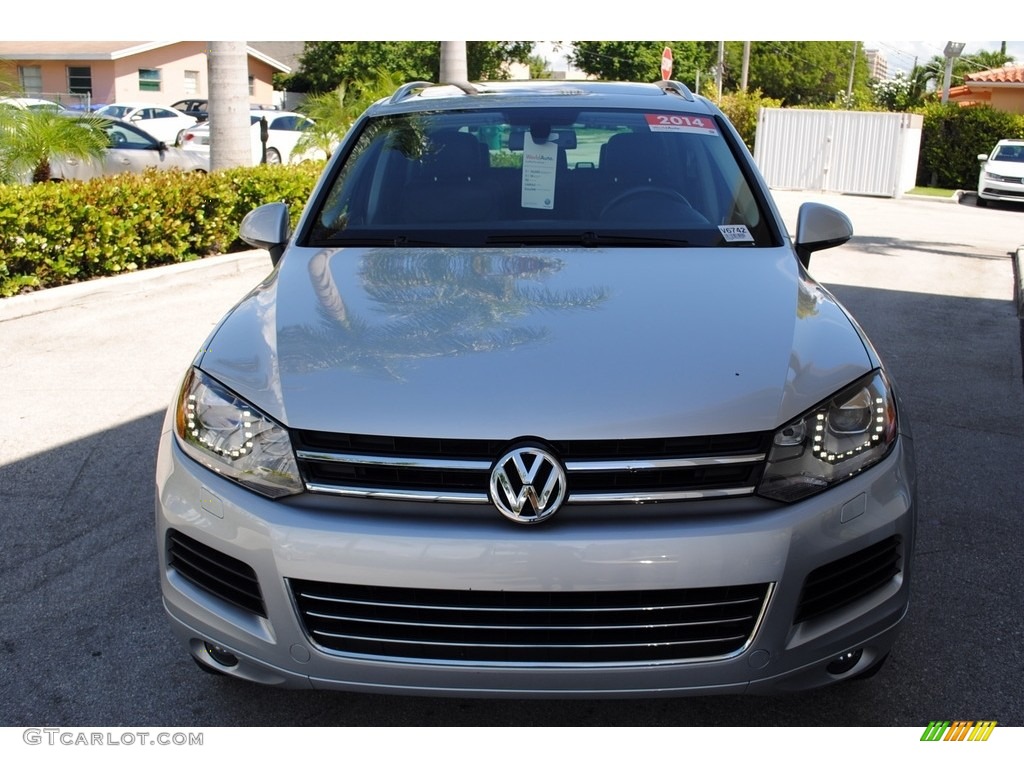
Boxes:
[6,1,1022,82]
[13,0,1023,47]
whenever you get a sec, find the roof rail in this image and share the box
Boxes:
[389,81,434,104]
[654,80,696,101]
[389,80,480,104]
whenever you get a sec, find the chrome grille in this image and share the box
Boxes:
[293,431,771,505]
[290,580,772,664]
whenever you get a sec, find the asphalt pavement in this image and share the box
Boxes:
[1,190,1022,727]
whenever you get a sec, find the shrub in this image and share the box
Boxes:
[916,103,1024,188]
[0,163,323,297]
[713,89,783,151]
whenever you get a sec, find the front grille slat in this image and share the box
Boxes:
[294,430,772,504]
[290,580,771,664]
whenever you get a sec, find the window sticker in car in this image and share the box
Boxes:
[521,133,558,210]
[644,114,719,135]
[718,224,754,242]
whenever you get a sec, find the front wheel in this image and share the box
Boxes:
[976,195,988,208]
[265,148,281,165]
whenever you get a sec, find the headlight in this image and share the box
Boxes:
[758,370,898,503]
[174,368,303,498]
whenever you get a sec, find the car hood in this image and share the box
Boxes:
[199,246,873,440]
[983,158,1024,177]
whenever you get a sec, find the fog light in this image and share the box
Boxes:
[826,648,862,675]
[204,642,238,667]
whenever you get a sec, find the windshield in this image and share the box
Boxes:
[306,107,777,248]
[96,105,131,118]
[993,144,1024,162]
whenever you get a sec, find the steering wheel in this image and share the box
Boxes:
[600,186,692,218]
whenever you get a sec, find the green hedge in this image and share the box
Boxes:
[0,163,323,297]
[916,103,1024,189]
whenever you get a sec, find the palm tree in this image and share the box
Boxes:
[207,41,252,170]
[0,108,108,183]
[292,70,406,161]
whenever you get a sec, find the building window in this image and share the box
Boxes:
[139,68,161,92]
[248,75,255,96]
[67,66,92,95]
[184,70,200,96]
[19,65,43,94]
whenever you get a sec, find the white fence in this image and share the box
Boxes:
[753,108,923,198]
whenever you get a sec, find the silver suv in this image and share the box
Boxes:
[155,80,916,697]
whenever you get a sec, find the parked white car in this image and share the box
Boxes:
[0,97,65,112]
[976,138,1024,207]
[179,110,323,166]
[92,102,197,146]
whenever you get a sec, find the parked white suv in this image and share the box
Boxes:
[155,80,917,697]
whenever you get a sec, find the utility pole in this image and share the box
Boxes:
[846,41,859,102]
[716,42,724,100]
[941,41,965,104]
[741,42,750,92]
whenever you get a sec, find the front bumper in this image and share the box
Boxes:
[155,426,916,698]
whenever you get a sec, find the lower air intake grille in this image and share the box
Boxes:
[167,530,265,617]
[289,580,771,664]
[795,535,902,623]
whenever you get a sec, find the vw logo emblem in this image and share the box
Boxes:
[489,446,567,524]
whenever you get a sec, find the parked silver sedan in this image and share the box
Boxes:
[51,119,206,181]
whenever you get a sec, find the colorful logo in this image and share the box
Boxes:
[920,721,997,741]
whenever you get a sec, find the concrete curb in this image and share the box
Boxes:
[0,250,270,323]
[1014,246,1024,319]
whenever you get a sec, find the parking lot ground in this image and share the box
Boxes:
[0,190,1022,727]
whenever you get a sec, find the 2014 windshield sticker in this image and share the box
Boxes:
[719,224,754,242]
[644,114,719,135]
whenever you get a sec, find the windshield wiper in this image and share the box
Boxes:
[485,232,690,247]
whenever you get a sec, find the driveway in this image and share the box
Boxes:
[0,190,1022,730]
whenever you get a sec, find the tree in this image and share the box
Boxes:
[569,41,709,84]
[279,41,534,94]
[921,48,1015,93]
[723,42,870,106]
[527,55,552,79]
[0,108,108,183]
[207,41,252,170]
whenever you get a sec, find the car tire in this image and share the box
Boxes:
[976,194,988,208]
[265,148,281,165]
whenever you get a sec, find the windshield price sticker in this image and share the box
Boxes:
[645,114,719,135]
[718,224,754,242]
[521,133,558,210]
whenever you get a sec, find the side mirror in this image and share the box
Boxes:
[977,153,989,162]
[240,202,290,266]
[794,202,853,268]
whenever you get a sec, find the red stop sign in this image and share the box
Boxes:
[661,47,673,80]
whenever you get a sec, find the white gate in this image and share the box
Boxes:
[753,108,923,198]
